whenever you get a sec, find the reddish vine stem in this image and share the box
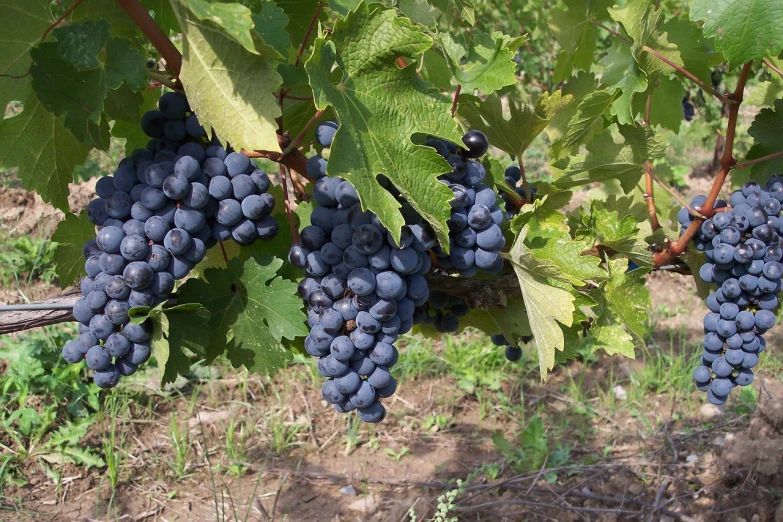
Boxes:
[653,62,753,267]
[279,164,301,244]
[451,85,461,117]
[588,19,730,105]
[642,93,661,231]
[41,0,86,42]
[218,241,229,265]
[116,0,182,76]
[733,150,783,171]
[763,59,783,79]
[283,109,326,156]
[295,2,324,68]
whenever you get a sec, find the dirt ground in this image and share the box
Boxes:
[3,180,783,522]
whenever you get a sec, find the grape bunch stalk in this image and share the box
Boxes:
[65,91,278,388]
[291,122,435,423]
[681,178,783,405]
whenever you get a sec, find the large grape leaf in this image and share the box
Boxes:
[252,2,293,58]
[456,297,532,347]
[587,258,650,357]
[52,20,109,70]
[690,0,783,68]
[176,255,307,375]
[661,16,717,84]
[545,72,599,158]
[631,74,685,133]
[739,99,783,183]
[0,0,53,108]
[171,0,283,153]
[458,91,573,161]
[561,90,618,153]
[599,40,648,125]
[306,3,462,246]
[275,0,327,48]
[609,0,683,77]
[509,225,576,380]
[575,197,653,266]
[427,0,475,26]
[555,125,665,193]
[51,212,95,290]
[0,95,91,212]
[439,32,523,94]
[184,0,271,55]
[549,0,614,82]
[131,303,211,385]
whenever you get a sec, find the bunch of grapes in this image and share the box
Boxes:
[423,132,506,276]
[681,178,783,405]
[500,165,536,217]
[490,333,533,362]
[65,92,278,388]
[411,290,469,333]
[291,122,433,423]
[682,97,695,122]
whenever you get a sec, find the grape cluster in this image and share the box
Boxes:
[500,165,536,217]
[411,290,469,333]
[682,97,695,122]
[291,123,433,422]
[681,178,783,405]
[65,92,278,388]
[423,132,506,276]
[490,333,533,362]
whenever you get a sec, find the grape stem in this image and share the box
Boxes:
[117,0,182,76]
[242,134,314,182]
[732,150,783,171]
[588,19,731,105]
[653,62,753,267]
[147,69,181,91]
[41,0,86,42]
[642,91,661,231]
[282,109,326,157]
[451,85,461,117]
[296,2,325,68]
[518,160,531,204]
[218,241,229,265]
[763,59,783,79]
[279,164,301,245]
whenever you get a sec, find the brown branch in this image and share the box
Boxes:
[654,62,753,266]
[283,109,326,156]
[41,0,86,42]
[0,292,79,335]
[242,135,313,182]
[590,20,632,44]
[451,85,461,117]
[641,45,730,105]
[642,93,661,230]
[733,150,783,171]
[116,0,182,76]
[763,59,783,79]
[295,2,324,68]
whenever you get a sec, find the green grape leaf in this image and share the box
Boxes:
[184,0,268,55]
[609,0,683,77]
[397,0,441,27]
[306,3,462,246]
[0,94,92,212]
[746,76,783,108]
[562,90,618,153]
[576,199,653,266]
[545,72,599,158]
[631,74,684,133]
[439,31,523,94]
[275,0,327,47]
[509,226,575,380]
[0,0,53,108]
[31,42,107,141]
[457,297,532,347]
[419,49,453,91]
[690,0,783,68]
[51,212,95,289]
[458,91,573,160]
[555,125,665,193]
[550,0,614,82]
[171,0,283,154]
[740,99,783,183]
[149,303,211,385]
[329,0,362,16]
[52,20,110,70]
[587,257,650,357]
[143,0,180,33]
[104,84,144,124]
[600,40,649,125]
[252,2,293,57]
[176,255,307,374]
[104,38,148,91]
[661,16,716,84]
[426,0,475,26]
